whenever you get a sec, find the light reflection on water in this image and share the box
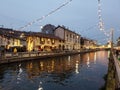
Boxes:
[0,51,108,90]
[17,64,23,84]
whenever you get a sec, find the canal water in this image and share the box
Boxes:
[0,51,109,90]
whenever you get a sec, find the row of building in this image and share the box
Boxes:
[0,24,97,52]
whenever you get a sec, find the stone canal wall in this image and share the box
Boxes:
[106,51,120,90]
[0,50,97,64]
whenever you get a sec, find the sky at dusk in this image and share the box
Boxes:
[0,0,120,44]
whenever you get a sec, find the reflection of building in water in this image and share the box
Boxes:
[26,62,41,79]
[17,64,23,84]
[25,55,81,79]
[73,54,80,74]
[81,54,88,64]
[94,52,97,64]
[75,60,79,74]
[97,51,108,65]
[81,52,95,66]
[38,81,43,90]
[97,51,108,60]
[87,54,90,67]
[67,56,71,66]
[89,52,95,63]
[108,51,110,58]
[68,56,71,61]
[40,62,44,71]
[51,60,55,72]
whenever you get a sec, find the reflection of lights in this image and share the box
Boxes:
[30,62,33,69]
[94,52,97,64]
[68,56,71,66]
[17,64,23,84]
[75,60,79,74]
[38,81,43,90]
[51,60,54,71]
[19,0,72,31]
[40,62,44,70]
[87,54,90,67]
[108,51,110,58]
[68,56,71,61]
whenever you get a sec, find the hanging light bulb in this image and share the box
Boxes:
[18,0,72,31]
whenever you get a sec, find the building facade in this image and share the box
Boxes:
[54,26,81,51]
[80,37,97,50]
[26,32,64,52]
[0,28,26,52]
[0,26,97,52]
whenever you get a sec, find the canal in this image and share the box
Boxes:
[0,51,109,90]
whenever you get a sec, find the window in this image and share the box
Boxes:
[40,38,45,44]
[47,39,50,44]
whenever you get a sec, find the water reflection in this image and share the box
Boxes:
[38,81,43,90]
[26,55,80,78]
[0,51,109,90]
[75,60,79,74]
[81,52,96,67]
[17,64,23,84]
[87,53,90,67]
[94,52,97,64]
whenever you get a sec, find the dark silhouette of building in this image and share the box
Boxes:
[41,24,56,35]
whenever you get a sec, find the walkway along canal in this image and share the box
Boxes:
[0,49,99,64]
[0,50,109,90]
[105,51,120,90]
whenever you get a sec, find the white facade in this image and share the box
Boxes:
[55,26,81,51]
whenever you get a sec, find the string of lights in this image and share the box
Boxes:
[18,0,72,31]
[79,24,111,44]
[97,0,112,43]
[16,0,114,44]
[98,0,104,31]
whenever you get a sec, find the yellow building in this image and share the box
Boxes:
[26,32,64,52]
[0,28,26,52]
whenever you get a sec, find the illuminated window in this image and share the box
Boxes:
[41,38,44,41]
[47,39,50,44]
[52,39,55,44]
[40,38,45,44]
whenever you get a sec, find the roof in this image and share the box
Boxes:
[0,28,64,41]
[26,32,64,40]
[81,37,96,42]
[55,25,81,36]
[0,28,26,40]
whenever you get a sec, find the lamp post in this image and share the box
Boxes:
[111,28,114,51]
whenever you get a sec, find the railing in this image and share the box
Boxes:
[0,51,60,59]
[0,51,68,64]
[112,52,120,89]
[0,49,98,64]
[0,50,81,60]
[107,51,120,89]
